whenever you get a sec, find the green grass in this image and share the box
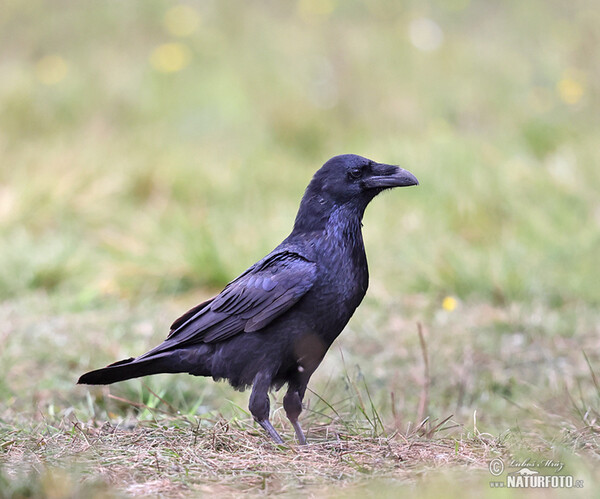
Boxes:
[1,0,599,496]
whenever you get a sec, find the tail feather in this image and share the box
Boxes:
[77,348,210,385]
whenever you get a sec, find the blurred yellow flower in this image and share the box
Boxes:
[98,277,120,296]
[35,55,68,85]
[297,0,336,23]
[164,5,200,37]
[442,296,457,311]
[150,43,191,73]
[557,74,584,104]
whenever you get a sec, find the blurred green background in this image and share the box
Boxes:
[1,0,598,306]
[1,1,599,495]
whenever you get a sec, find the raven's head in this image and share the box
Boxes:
[294,154,418,231]
[307,154,419,206]
[313,154,418,203]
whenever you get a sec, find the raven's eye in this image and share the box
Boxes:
[348,168,362,180]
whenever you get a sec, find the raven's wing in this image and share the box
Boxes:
[140,251,316,357]
[169,298,213,331]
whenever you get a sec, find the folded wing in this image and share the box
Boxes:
[139,251,316,358]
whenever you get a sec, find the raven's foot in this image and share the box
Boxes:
[291,420,307,445]
[283,386,308,445]
[258,419,284,444]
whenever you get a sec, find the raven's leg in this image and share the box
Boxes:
[283,379,310,445]
[283,387,305,445]
[249,371,283,444]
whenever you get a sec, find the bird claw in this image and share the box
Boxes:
[258,419,284,444]
[292,421,307,445]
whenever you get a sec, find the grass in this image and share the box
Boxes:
[0,418,498,497]
[1,0,599,496]
[1,294,598,496]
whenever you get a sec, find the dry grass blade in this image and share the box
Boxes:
[582,350,600,398]
[416,322,430,424]
[107,393,173,416]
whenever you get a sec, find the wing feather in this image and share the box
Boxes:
[141,251,316,356]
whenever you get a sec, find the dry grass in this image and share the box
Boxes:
[2,416,500,497]
[1,293,598,497]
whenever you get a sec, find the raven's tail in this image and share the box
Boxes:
[77,348,212,385]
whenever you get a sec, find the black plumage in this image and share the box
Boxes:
[78,154,418,444]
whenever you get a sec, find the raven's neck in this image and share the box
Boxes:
[322,204,365,249]
[291,199,366,258]
[292,194,366,236]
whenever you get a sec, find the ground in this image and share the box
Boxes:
[1,295,598,497]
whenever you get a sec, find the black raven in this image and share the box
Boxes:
[78,154,418,444]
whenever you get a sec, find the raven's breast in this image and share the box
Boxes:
[307,218,369,344]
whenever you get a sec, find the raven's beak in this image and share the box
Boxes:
[363,164,419,189]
